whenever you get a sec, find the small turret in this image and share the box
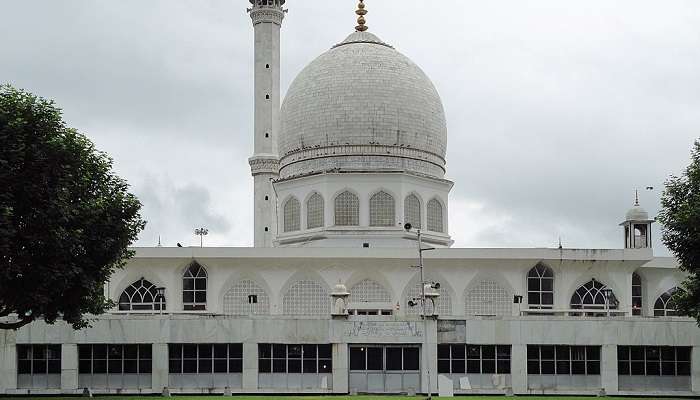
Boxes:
[620,191,654,249]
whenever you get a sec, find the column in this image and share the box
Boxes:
[242,342,258,391]
[601,344,618,395]
[151,343,168,393]
[421,319,438,395]
[332,343,348,394]
[0,331,17,393]
[60,344,78,393]
[510,344,527,394]
[691,346,700,393]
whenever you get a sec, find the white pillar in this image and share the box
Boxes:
[0,330,17,393]
[248,1,284,248]
[332,343,348,394]
[242,342,258,391]
[601,344,618,395]
[60,344,78,393]
[421,319,437,395]
[510,344,527,395]
[151,343,168,393]
[692,346,700,393]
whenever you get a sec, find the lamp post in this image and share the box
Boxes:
[602,287,613,317]
[404,223,437,400]
[156,287,166,316]
[194,227,209,248]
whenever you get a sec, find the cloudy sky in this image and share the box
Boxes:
[2,1,699,252]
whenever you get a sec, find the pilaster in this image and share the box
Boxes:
[242,342,258,390]
[332,343,348,393]
[601,344,618,395]
[60,344,78,393]
[510,344,527,394]
[151,343,168,393]
[692,346,700,393]
[420,319,437,395]
[0,330,17,393]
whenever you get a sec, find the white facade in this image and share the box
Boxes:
[1,1,698,397]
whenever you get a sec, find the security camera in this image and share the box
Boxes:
[404,223,412,231]
[408,300,417,307]
[432,282,440,290]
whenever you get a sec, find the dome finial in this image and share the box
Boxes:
[355,0,368,32]
[635,189,639,206]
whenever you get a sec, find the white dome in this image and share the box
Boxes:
[279,31,447,179]
[626,205,649,221]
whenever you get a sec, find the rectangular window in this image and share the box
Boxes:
[527,345,599,375]
[78,344,151,374]
[350,345,420,372]
[258,344,332,374]
[617,346,690,376]
[168,343,242,374]
[437,344,510,374]
[17,345,61,376]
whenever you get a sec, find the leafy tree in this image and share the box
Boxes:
[0,84,145,330]
[658,139,700,323]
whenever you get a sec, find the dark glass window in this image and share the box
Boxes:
[631,272,642,316]
[17,345,61,376]
[570,279,618,316]
[351,345,419,372]
[78,344,150,374]
[258,344,332,374]
[617,346,690,377]
[437,344,510,374]
[168,344,242,374]
[118,278,165,311]
[527,345,600,375]
[527,263,554,309]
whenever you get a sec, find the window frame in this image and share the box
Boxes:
[369,190,395,227]
[527,345,600,376]
[283,196,301,232]
[78,344,151,375]
[349,345,420,372]
[17,344,62,376]
[306,192,325,229]
[438,344,511,374]
[527,263,554,309]
[168,343,242,374]
[426,198,444,233]
[118,278,165,311]
[183,262,207,311]
[258,344,332,374]
[334,191,360,226]
[617,346,690,376]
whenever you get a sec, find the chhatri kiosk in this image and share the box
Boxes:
[0,0,697,396]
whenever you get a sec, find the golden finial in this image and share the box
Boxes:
[355,0,368,32]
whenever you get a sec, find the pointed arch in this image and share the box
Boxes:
[570,279,617,314]
[527,262,554,309]
[349,279,392,304]
[427,198,444,233]
[369,190,395,227]
[632,271,643,316]
[464,279,512,316]
[118,278,165,311]
[334,190,359,226]
[223,279,270,315]
[404,193,422,229]
[306,192,324,229]
[283,196,301,232]
[282,280,330,315]
[183,261,207,310]
[654,287,684,317]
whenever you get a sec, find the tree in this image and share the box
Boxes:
[658,139,700,323]
[0,84,145,330]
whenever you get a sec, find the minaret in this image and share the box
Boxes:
[247,0,285,247]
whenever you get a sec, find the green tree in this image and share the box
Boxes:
[0,84,145,330]
[658,139,700,323]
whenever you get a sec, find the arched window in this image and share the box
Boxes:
[283,280,330,315]
[654,287,683,317]
[527,263,554,309]
[427,198,444,233]
[334,191,359,226]
[370,191,395,227]
[306,192,324,229]
[570,279,617,315]
[283,197,301,232]
[465,280,511,316]
[183,262,207,311]
[118,278,165,311]
[404,194,421,229]
[350,279,391,303]
[632,272,642,316]
[406,280,452,316]
[223,279,270,315]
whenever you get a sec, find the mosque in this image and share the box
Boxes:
[0,0,698,396]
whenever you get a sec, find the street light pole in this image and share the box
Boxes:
[194,227,209,248]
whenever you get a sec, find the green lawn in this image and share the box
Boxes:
[14,397,693,400]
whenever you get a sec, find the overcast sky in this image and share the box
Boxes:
[2,1,699,253]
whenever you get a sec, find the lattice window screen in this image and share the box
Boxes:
[283,197,301,232]
[427,199,444,232]
[334,191,359,226]
[306,192,324,229]
[223,279,270,315]
[349,279,391,303]
[370,191,395,227]
[283,280,330,315]
[405,281,452,316]
[465,280,511,316]
[404,194,421,229]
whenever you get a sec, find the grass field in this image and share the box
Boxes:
[15,396,692,400]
